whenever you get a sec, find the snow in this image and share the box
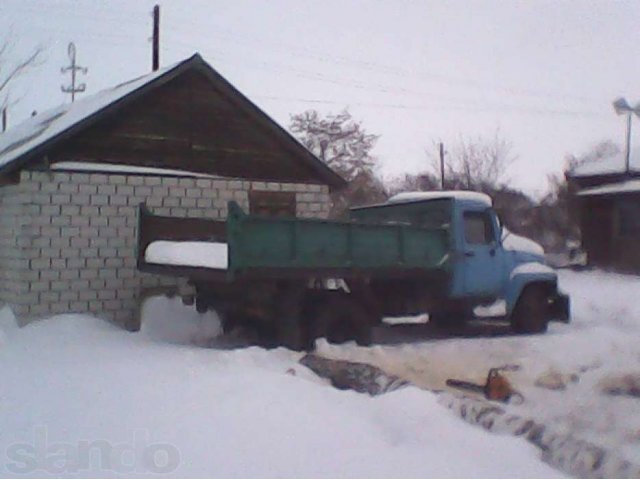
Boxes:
[0,303,560,477]
[568,147,640,177]
[316,270,640,469]
[502,229,545,256]
[2,269,639,476]
[510,262,555,279]
[50,161,222,179]
[145,240,229,270]
[474,299,507,317]
[140,296,222,346]
[0,58,189,170]
[577,178,640,196]
[387,190,492,206]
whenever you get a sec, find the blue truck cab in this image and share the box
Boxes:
[354,191,570,333]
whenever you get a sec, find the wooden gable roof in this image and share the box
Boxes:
[0,54,346,189]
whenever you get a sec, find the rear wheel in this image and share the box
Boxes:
[511,286,549,334]
[312,295,373,347]
[195,294,209,313]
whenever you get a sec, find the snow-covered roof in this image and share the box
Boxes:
[0,53,346,188]
[387,191,492,207]
[0,58,187,172]
[577,178,640,196]
[568,148,640,178]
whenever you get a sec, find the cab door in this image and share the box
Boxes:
[461,210,503,296]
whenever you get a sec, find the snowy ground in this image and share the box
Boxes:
[318,270,640,469]
[0,270,637,477]
[0,303,561,476]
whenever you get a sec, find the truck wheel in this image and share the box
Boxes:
[276,315,308,351]
[195,295,209,314]
[511,286,549,334]
[314,296,373,347]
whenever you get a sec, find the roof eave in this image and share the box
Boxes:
[190,61,347,190]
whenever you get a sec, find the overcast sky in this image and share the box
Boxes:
[2,0,640,197]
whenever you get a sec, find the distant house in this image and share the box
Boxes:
[0,53,346,330]
[566,149,640,272]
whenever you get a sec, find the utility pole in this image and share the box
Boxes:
[152,5,160,71]
[612,97,640,177]
[60,42,88,102]
[624,111,632,175]
[1,108,6,133]
[439,142,445,190]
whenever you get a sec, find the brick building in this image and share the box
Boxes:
[0,54,345,329]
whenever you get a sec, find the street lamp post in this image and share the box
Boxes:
[612,97,640,176]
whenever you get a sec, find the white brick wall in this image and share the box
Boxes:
[0,169,331,329]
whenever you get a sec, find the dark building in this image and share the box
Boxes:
[566,149,640,272]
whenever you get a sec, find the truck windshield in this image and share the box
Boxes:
[350,198,451,229]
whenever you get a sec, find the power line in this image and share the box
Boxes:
[163,15,600,104]
[4,3,613,117]
[161,36,607,118]
[250,94,610,119]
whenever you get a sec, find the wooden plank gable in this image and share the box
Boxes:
[47,69,329,184]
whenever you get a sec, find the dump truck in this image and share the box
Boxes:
[137,191,569,350]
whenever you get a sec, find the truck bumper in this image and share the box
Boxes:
[549,291,570,323]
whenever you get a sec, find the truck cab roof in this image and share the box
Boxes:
[351,190,492,212]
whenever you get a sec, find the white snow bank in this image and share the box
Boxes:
[140,295,222,346]
[387,190,492,206]
[145,240,228,269]
[0,311,559,477]
[474,299,507,317]
[51,161,222,179]
[0,306,18,347]
[502,229,545,256]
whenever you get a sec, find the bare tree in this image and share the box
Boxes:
[0,36,44,111]
[386,172,439,196]
[565,140,620,171]
[289,109,385,216]
[290,109,378,181]
[428,130,516,192]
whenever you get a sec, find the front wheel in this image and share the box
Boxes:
[511,286,549,334]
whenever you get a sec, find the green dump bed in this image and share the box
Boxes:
[226,201,451,278]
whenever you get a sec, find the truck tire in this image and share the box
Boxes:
[313,295,373,347]
[276,315,307,351]
[195,294,209,314]
[511,285,549,334]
